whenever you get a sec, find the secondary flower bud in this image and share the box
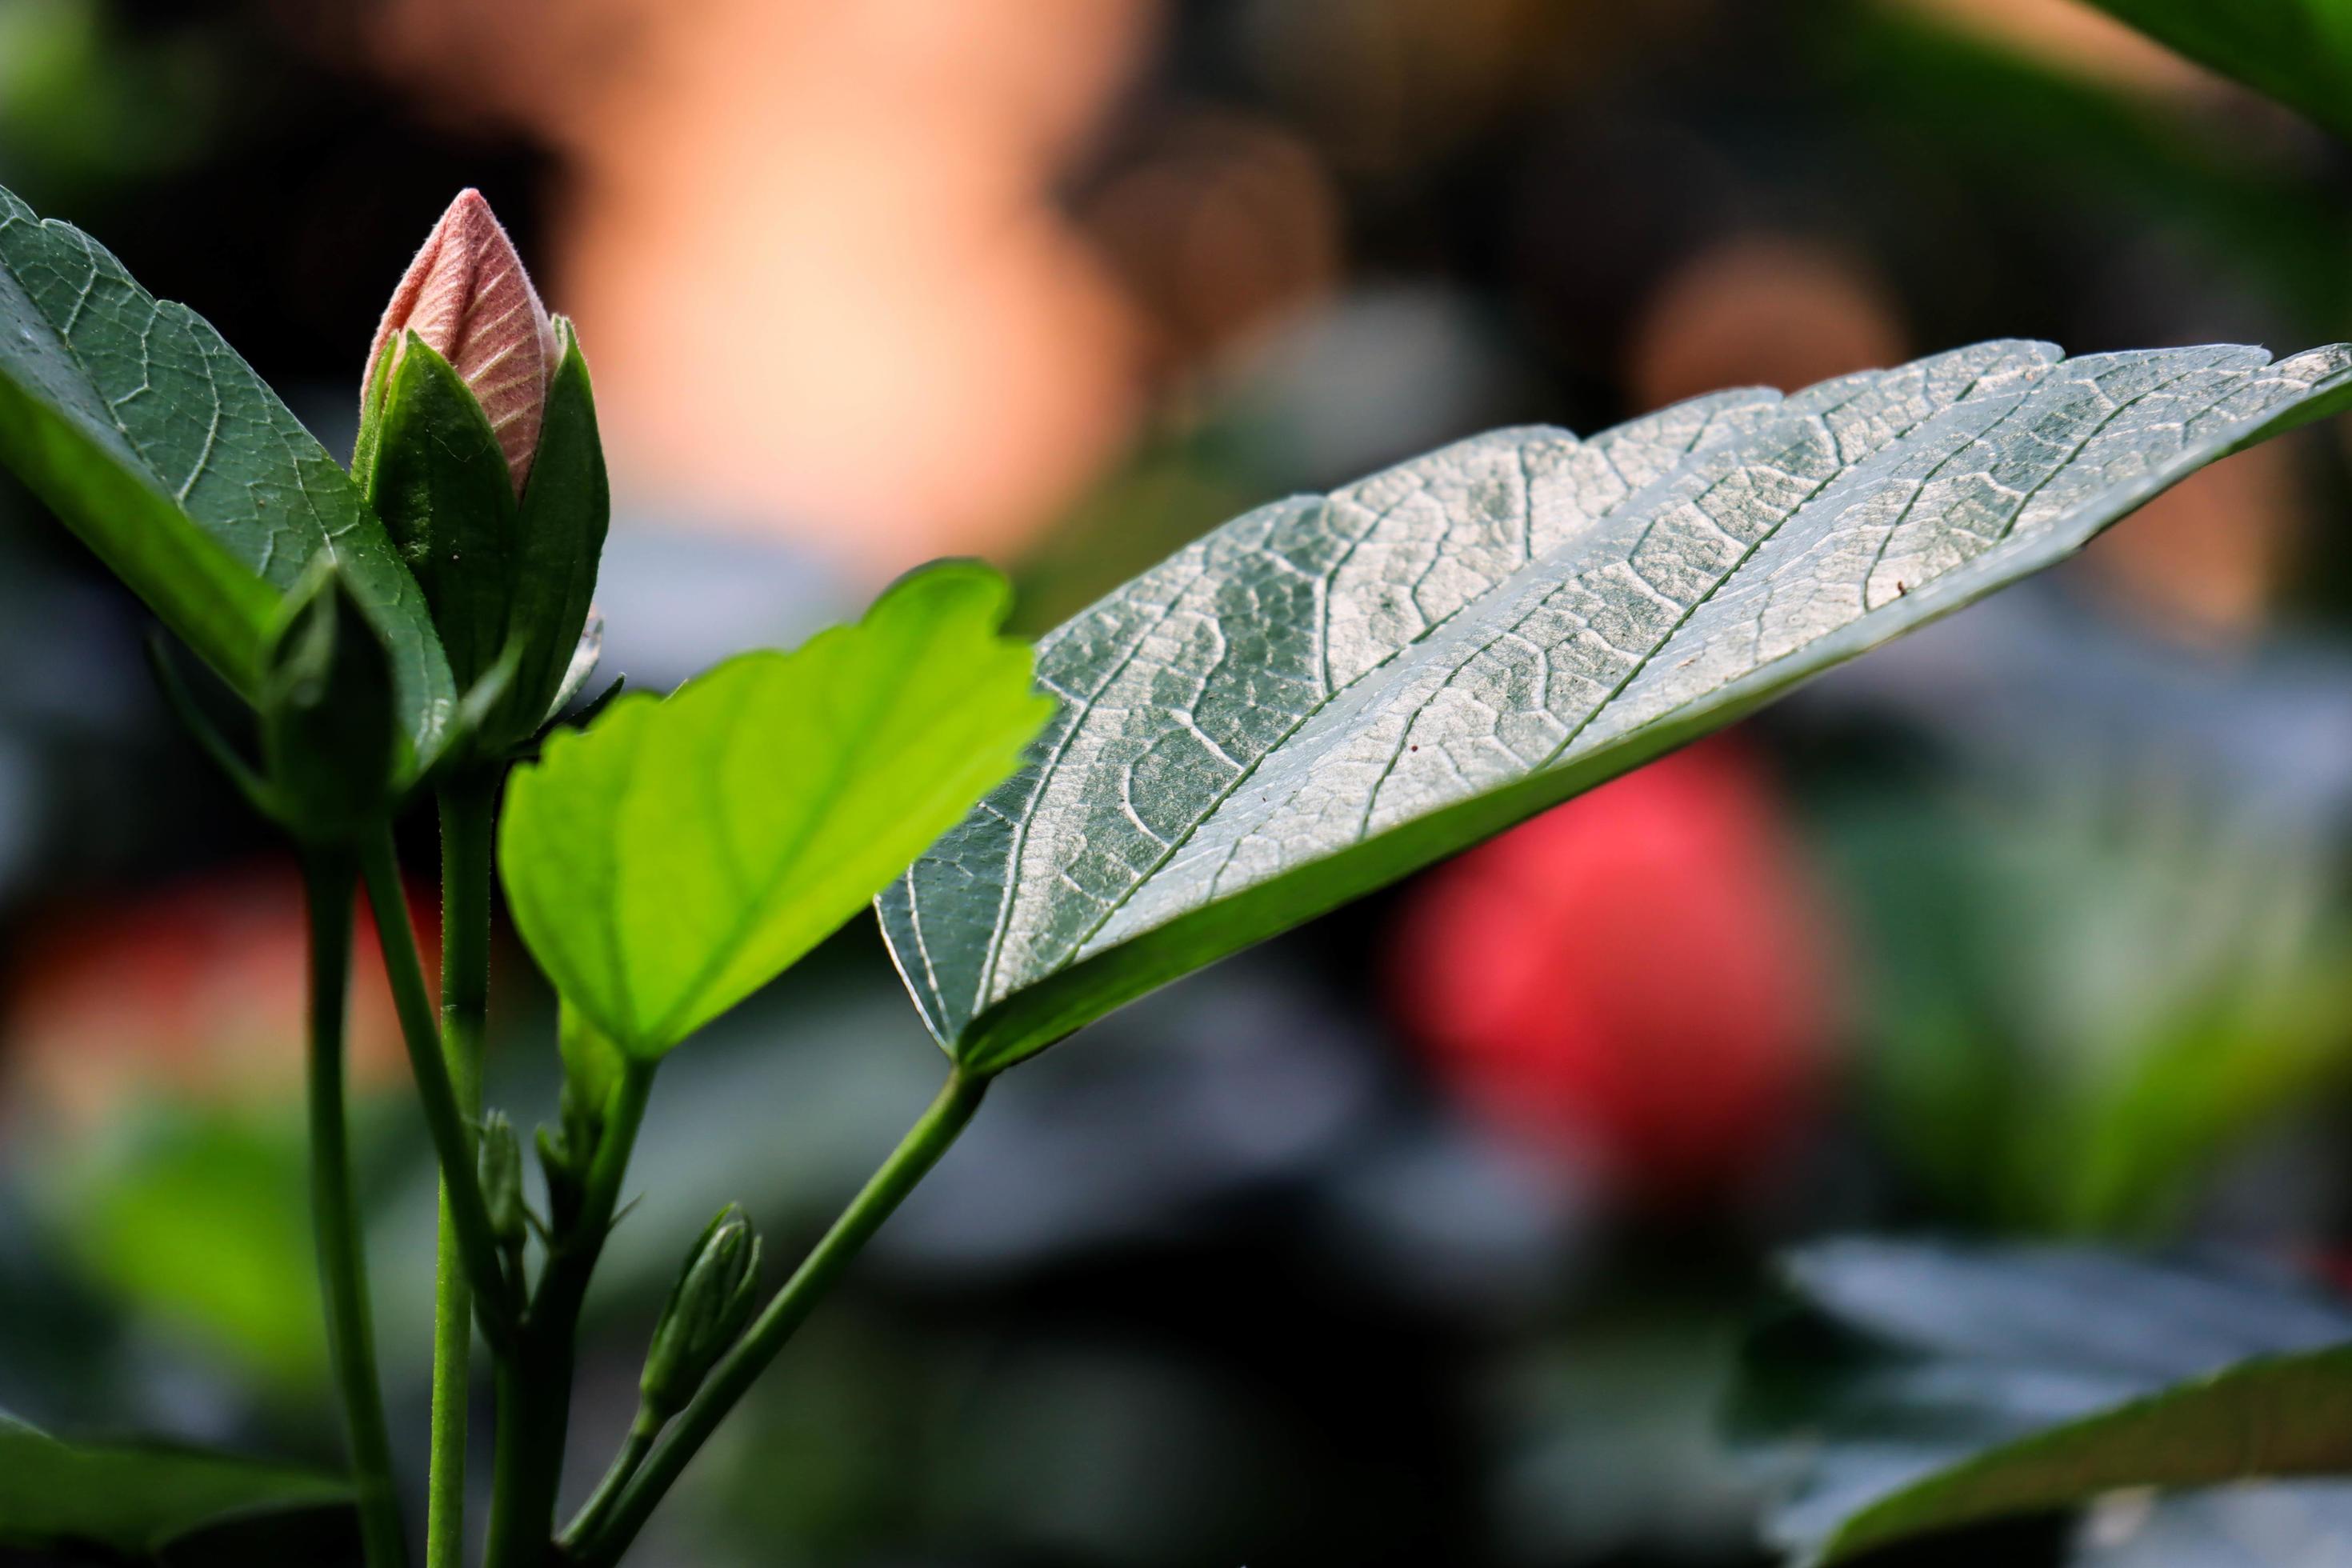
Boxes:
[363,189,557,494]
[641,1206,762,1422]
[479,1109,526,1248]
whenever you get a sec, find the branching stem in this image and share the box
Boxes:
[563,1068,988,1567]
[483,1058,655,1568]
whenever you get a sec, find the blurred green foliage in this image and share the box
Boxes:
[45,1105,326,1396]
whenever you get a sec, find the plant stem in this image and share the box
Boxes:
[357,825,517,1338]
[562,1410,660,1552]
[565,1069,987,1568]
[302,849,409,1568]
[427,769,499,1568]
[485,1058,655,1568]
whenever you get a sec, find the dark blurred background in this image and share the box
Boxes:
[6,1,2352,1564]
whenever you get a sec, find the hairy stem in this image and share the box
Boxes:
[485,1059,655,1568]
[302,849,408,1568]
[426,770,499,1568]
[566,1069,987,1567]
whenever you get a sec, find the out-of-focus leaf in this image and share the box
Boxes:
[0,181,452,758]
[884,340,2352,1074]
[1735,1240,2352,1564]
[1834,7,2352,337]
[2078,0,2352,142]
[1823,798,2352,1235]
[501,562,1052,1059]
[51,1107,324,1393]
[0,1410,349,1557]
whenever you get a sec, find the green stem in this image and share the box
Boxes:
[356,824,516,1337]
[302,849,409,1568]
[485,1060,655,1568]
[426,770,499,1568]
[562,1411,659,1553]
[565,1069,987,1568]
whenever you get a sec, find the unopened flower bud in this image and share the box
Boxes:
[479,1110,526,1248]
[356,190,610,758]
[641,1206,762,1421]
[257,559,400,841]
[363,190,555,495]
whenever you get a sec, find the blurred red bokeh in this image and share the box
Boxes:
[1388,738,1841,1202]
[3,860,438,1129]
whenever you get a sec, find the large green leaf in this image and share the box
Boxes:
[0,182,452,754]
[501,562,1053,1059]
[2078,0,2352,142]
[0,1410,350,1557]
[882,340,2352,1073]
[1735,1240,2352,1564]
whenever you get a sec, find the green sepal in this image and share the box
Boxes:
[254,559,402,842]
[491,317,610,750]
[358,333,520,702]
[641,1205,762,1421]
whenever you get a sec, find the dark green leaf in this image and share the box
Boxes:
[1735,1240,2352,1563]
[358,331,517,695]
[497,318,609,746]
[882,341,2352,1073]
[501,562,1053,1059]
[0,182,452,755]
[2079,0,2352,141]
[0,1411,349,1557]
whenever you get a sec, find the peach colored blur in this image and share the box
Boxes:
[1624,234,1910,414]
[366,189,558,494]
[1897,0,2221,97]
[4,862,435,1130]
[362,0,1158,567]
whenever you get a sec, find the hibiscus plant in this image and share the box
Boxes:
[4,4,2352,1562]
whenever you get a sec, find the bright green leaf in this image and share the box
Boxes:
[882,340,2352,1073]
[0,181,453,756]
[501,562,1053,1059]
[2078,0,2352,141]
[1735,1241,2352,1564]
[0,1410,349,1556]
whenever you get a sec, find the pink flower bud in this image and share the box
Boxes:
[364,190,558,494]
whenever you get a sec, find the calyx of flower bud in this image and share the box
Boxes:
[480,1109,527,1249]
[362,190,556,496]
[641,1205,762,1422]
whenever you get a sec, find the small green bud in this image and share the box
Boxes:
[256,560,401,840]
[479,1110,526,1248]
[535,1068,606,1241]
[641,1206,762,1422]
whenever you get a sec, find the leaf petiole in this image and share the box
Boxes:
[562,1067,988,1567]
